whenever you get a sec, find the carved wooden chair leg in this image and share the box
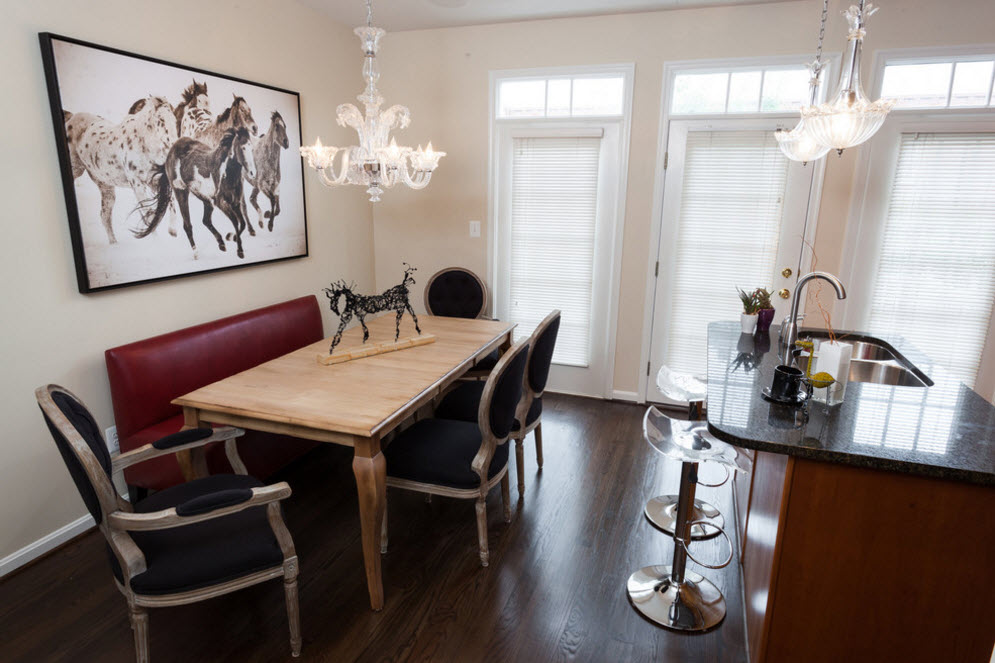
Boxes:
[283,567,302,658]
[129,604,150,663]
[475,497,489,567]
[501,473,512,522]
[514,437,526,498]
[380,508,388,554]
[534,423,544,470]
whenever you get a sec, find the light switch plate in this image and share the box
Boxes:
[469,220,481,238]
[105,425,119,455]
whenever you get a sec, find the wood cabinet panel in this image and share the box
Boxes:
[742,451,792,663]
[765,459,995,663]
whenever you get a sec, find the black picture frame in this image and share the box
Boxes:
[39,32,309,294]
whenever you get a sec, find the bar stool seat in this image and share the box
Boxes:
[627,406,744,632]
[646,366,724,540]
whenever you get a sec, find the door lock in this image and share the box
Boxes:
[782,267,793,278]
[778,288,790,299]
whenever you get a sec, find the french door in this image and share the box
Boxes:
[494,124,623,397]
[647,119,817,403]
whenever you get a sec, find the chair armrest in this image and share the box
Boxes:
[152,427,213,450]
[111,426,244,472]
[107,482,292,531]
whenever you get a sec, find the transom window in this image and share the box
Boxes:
[496,74,625,118]
[880,55,995,109]
[670,65,815,115]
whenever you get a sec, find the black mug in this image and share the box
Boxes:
[770,365,807,402]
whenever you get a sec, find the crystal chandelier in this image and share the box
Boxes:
[799,1,895,154]
[775,0,831,164]
[300,0,445,202]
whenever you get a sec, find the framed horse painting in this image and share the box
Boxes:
[39,33,308,293]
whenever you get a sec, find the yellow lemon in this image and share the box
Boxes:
[810,371,835,389]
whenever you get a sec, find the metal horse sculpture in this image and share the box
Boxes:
[324,264,422,354]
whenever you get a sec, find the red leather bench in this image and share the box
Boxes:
[106,296,324,492]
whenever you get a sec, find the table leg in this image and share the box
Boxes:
[499,331,513,354]
[178,407,209,481]
[352,435,386,611]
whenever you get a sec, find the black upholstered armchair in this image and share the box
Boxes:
[381,339,531,567]
[424,267,502,376]
[435,310,560,499]
[424,267,489,319]
[35,385,301,663]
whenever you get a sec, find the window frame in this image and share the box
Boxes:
[872,45,995,112]
[488,64,634,398]
[664,54,839,119]
[842,46,995,397]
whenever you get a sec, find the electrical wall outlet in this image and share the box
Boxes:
[105,425,119,455]
[469,220,481,238]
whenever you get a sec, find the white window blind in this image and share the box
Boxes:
[510,136,601,366]
[867,132,995,387]
[665,131,790,377]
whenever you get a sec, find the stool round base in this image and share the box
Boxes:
[626,565,726,632]
[644,496,723,540]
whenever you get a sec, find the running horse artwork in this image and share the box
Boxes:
[136,128,256,259]
[248,111,290,231]
[63,95,178,243]
[41,33,308,293]
[324,264,422,354]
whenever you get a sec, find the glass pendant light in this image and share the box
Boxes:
[801,1,895,154]
[776,62,832,164]
[776,0,831,164]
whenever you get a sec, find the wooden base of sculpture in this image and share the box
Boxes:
[316,334,437,366]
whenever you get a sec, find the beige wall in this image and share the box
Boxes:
[0,0,370,561]
[370,0,995,395]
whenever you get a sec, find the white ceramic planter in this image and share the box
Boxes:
[740,313,758,334]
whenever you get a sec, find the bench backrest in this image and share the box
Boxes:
[106,296,323,443]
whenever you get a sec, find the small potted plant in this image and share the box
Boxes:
[753,287,776,334]
[738,287,759,334]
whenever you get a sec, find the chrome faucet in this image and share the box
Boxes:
[779,271,847,350]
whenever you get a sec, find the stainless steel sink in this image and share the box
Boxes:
[793,333,932,388]
[848,359,927,387]
[849,341,898,362]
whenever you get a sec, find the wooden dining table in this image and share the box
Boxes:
[172,314,516,610]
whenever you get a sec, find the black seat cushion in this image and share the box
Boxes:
[427,269,486,319]
[436,381,541,431]
[473,348,501,371]
[385,419,509,489]
[109,474,283,595]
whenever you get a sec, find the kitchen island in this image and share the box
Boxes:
[705,322,995,663]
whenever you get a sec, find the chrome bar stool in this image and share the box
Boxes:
[646,366,725,540]
[627,406,743,632]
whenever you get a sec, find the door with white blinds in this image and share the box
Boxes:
[648,120,815,402]
[496,128,621,396]
[848,127,995,398]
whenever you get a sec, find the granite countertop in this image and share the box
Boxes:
[705,322,995,486]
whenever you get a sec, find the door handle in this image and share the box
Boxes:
[778,288,790,299]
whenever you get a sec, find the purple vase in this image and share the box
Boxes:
[757,308,775,334]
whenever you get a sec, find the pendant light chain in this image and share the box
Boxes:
[809,0,830,95]
[366,0,373,28]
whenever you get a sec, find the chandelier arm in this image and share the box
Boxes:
[316,150,351,187]
[399,165,432,190]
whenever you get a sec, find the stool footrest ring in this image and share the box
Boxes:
[678,520,734,570]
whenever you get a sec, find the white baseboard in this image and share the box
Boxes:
[0,513,95,578]
[612,390,641,403]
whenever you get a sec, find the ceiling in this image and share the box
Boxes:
[301,0,795,32]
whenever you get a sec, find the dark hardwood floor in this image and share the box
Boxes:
[0,394,747,662]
